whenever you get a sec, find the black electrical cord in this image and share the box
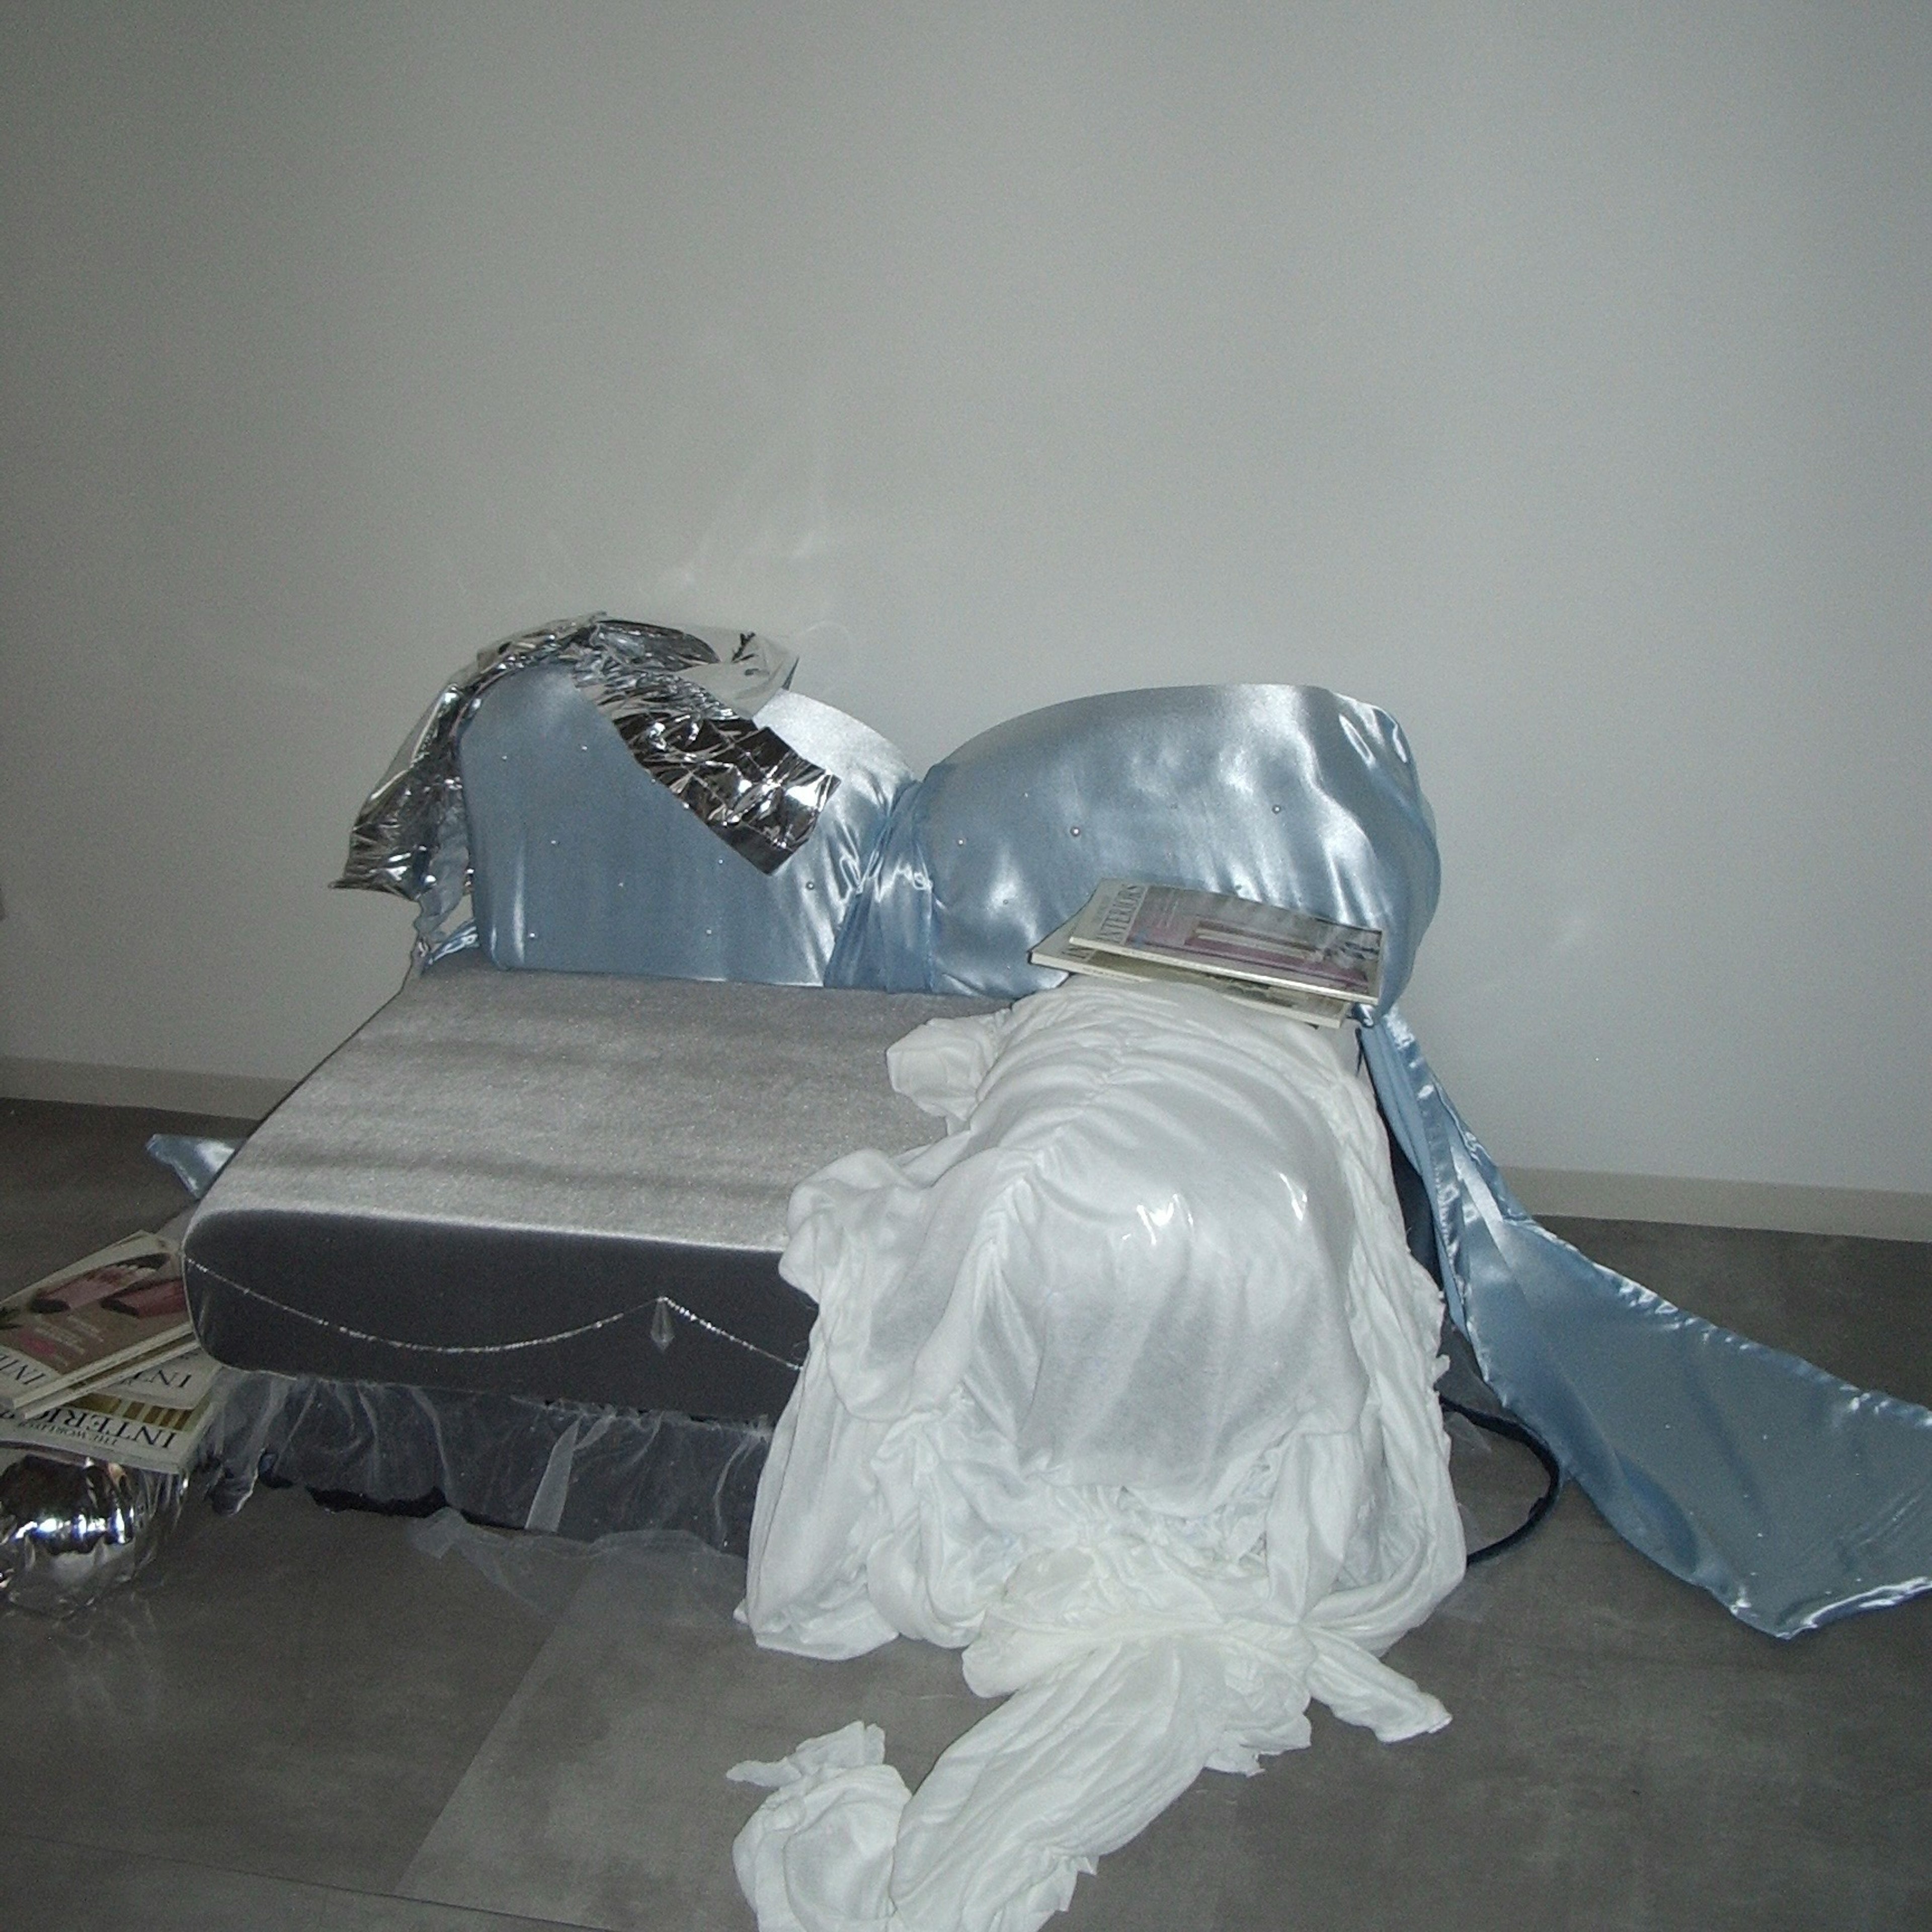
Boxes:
[1439,1395,1563,1563]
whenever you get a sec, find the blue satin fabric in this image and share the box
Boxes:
[461,668,913,986]
[828,684,1440,1006]
[454,667,1932,1636]
[1363,1009,1932,1635]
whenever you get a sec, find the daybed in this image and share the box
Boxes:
[186,619,1932,1633]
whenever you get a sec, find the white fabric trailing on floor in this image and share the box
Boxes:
[733,979,1465,1932]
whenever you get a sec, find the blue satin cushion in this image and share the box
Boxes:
[460,665,913,986]
[829,683,1439,1006]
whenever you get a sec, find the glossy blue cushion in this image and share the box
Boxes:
[461,666,912,986]
[830,683,1439,1006]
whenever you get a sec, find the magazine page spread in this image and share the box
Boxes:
[1068,881,1384,1003]
[1029,911,1354,1024]
[1030,881,1383,1024]
[0,1234,195,1415]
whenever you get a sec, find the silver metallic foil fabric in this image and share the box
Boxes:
[0,1455,184,1616]
[335,617,839,959]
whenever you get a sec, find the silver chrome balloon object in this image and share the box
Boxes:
[0,1454,185,1617]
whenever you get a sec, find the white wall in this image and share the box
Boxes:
[3,3,1927,1199]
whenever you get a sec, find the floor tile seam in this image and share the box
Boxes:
[392,1598,608,1898]
[0,1821,603,1931]
[1383,1638,1816,1700]
[1394,1628,1828,1681]
[0,1816,425,1900]
[389,1868,612,1930]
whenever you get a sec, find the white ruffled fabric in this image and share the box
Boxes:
[733,979,1463,1932]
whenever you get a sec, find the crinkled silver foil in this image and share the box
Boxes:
[334,617,837,959]
[578,633,838,875]
[0,1455,185,1617]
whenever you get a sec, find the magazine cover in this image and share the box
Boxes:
[0,1234,196,1416]
[0,1349,227,1476]
[107,1348,223,1409]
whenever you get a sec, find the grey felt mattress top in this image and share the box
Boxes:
[195,965,997,1253]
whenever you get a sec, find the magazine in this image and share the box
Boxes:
[0,1234,197,1417]
[108,1348,224,1408]
[1029,880,1383,1027]
[0,1347,228,1477]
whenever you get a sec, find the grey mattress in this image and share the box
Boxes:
[184,965,994,1422]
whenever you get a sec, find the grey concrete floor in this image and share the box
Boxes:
[4,1096,1929,1930]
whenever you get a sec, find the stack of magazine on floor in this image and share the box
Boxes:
[1030,879,1384,1027]
[0,1233,226,1476]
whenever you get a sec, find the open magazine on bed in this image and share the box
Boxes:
[1030,879,1384,1027]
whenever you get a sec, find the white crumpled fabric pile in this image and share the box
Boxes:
[731,978,1465,1932]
